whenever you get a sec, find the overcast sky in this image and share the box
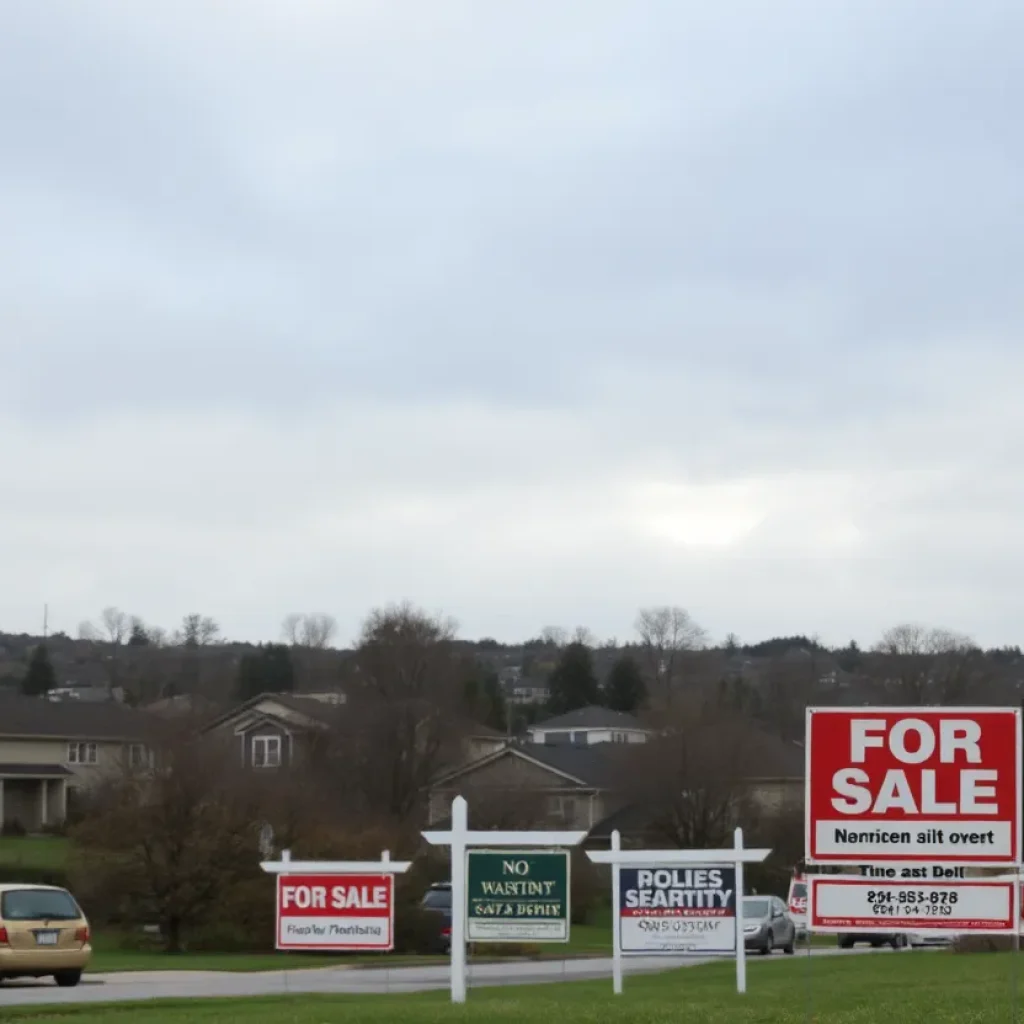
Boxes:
[2,0,1022,649]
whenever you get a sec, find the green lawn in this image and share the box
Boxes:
[0,835,68,869]
[86,915,613,973]
[5,949,1023,1023]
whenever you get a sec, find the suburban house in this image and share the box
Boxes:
[200,691,506,772]
[498,667,550,706]
[527,706,649,745]
[427,705,805,840]
[201,692,348,770]
[0,695,150,831]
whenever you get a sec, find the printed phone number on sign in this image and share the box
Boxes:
[866,889,960,917]
[634,918,727,935]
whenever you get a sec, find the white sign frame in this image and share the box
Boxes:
[618,862,737,955]
[804,706,1023,867]
[260,849,412,953]
[586,827,771,996]
[465,848,571,943]
[421,795,587,1004]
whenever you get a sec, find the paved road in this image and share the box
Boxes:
[0,946,891,1007]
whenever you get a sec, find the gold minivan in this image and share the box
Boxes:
[0,883,91,987]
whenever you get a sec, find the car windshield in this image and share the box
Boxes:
[743,898,770,919]
[1,888,80,921]
[791,883,807,899]
[422,888,451,909]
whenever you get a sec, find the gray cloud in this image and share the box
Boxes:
[1,0,1021,646]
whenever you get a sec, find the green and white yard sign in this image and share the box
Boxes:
[465,849,570,942]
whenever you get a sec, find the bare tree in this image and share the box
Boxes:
[281,613,303,646]
[540,626,568,648]
[571,625,596,647]
[320,602,467,821]
[635,605,709,705]
[620,701,762,848]
[77,621,102,642]
[146,625,168,647]
[872,623,982,704]
[71,716,260,952]
[101,606,130,645]
[174,614,221,647]
[282,613,338,649]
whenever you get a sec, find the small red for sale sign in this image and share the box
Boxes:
[805,707,1022,865]
[276,874,394,951]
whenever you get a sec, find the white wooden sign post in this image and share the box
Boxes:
[260,849,414,876]
[422,795,588,1004]
[260,849,412,952]
[587,827,770,996]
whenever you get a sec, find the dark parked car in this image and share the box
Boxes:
[742,895,796,955]
[838,932,907,949]
[419,882,452,954]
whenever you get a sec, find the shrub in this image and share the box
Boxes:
[570,848,603,925]
[954,935,1016,954]
[1,819,27,838]
[394,902,443,955]
[0,865,72,889]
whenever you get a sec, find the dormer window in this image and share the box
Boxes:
[252,735,282,768]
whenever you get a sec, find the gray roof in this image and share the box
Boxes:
[434,740,625,791]
[0,764,73,778]
[202,692,346,732]
[0,695,148,741]
[516,742,622,788]
[533,706,645,731]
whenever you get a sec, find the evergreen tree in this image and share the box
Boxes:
[463,669,508,733]
[22,644,57,696]
[546,642,599,714]
[128,619,150,646]
[235,643,295,701]
[604,653,646,713]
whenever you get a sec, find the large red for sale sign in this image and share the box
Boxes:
[805,707,1022,865]
[276,874,394,951]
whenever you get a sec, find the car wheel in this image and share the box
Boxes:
[761,932,774,956]
[54,971,82,988]
[839,937,854,949]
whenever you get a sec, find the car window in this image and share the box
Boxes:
[1,888,81,921]
[422,888,452,910]
[743,898,770,918]
[791,883,807,899]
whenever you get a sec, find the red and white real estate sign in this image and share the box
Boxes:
[806,707,1022,865]
[809,876,1016,934]
[276,874,394,951]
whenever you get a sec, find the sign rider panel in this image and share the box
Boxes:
[809,876,1016,935]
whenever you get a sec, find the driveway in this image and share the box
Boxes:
[0,946,890,1007]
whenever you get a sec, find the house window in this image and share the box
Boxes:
[252,735,282,769]
[547,796,577,821]
[128,744,148,769]
[67,742,97,765]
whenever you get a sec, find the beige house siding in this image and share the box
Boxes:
[748,779,802,813]
[0,737,137,787]
[0,739,67,765]
[428,751,608,831]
